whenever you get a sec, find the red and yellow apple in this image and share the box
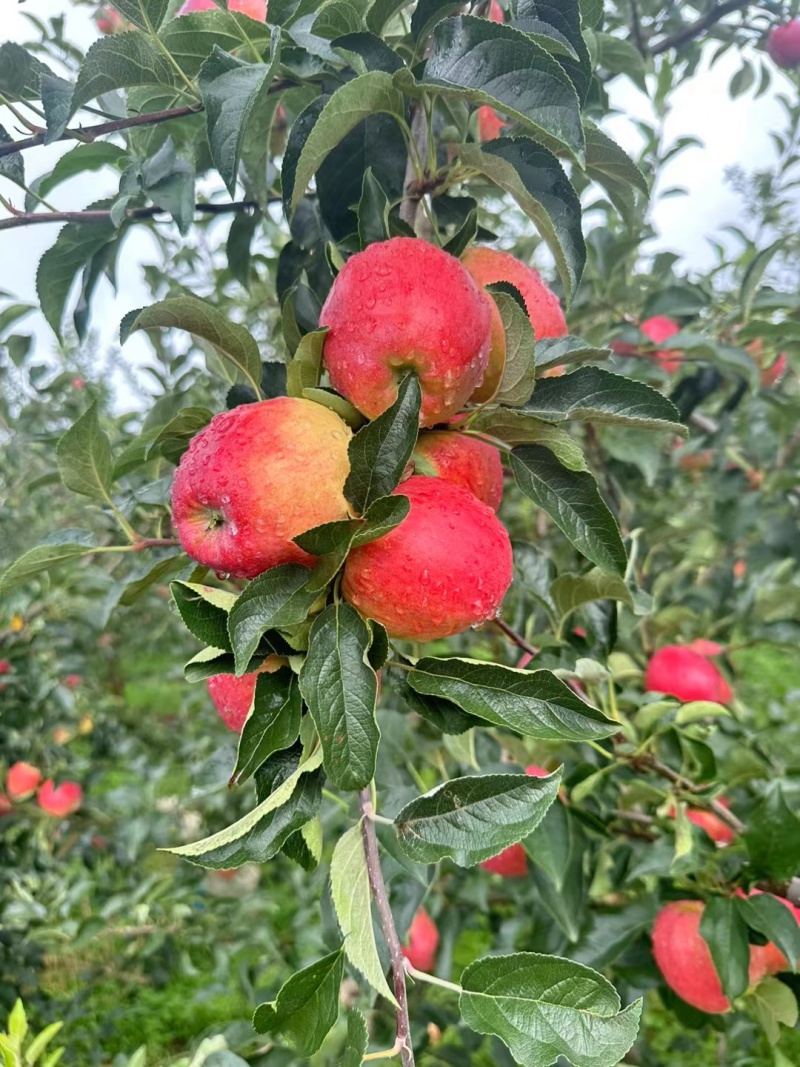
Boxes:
[342,476,512,642]
[461,247,568,400]
[178,0,267,19]
[206,656,288,733]
[402,907,440,972]
[413,431,504,511]
[38,780,83,817]
[6,761,42,801]
[171,397,352,579]
[645,645,732,704]
[320,239,492,426]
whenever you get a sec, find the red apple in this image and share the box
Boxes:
[319,238,492,426]
[641,316,681,373]
[669,800,736,847]
[461,247,568,401]
[768,21,800,69]
[6,762,42,801]
[645,645,733,704]
[171,397,352,579]
[480,765,551,877]
[178,0,267,19]
[402,907,440,972]
[342,476,512,642]
[413,431,504,511]
[37,780,83,817]
[761,352,788,387]
[63,674,82,689]
[95,7,128,33]
[488,0,503,20]
[477,105,507,142]
[206,656,287,733]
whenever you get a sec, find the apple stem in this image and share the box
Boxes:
[358,788,416,1067]
[404,962,462,995]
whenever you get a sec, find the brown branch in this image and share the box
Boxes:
[359,790,415,1067]
[493,617,540,660]
[631,754,746,834]
[0,200,265,232]
[651,0,753,55]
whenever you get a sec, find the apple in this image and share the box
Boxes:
[733,559,747,580]
[477,105,507,142]
[641,315,681,373]
[402,907,439,972]
[171,397,352,579]
[413,431,504,511]
[342,476,512,642]
[768,21,800,69]
[95,7,129,33]
[319,238,492,426]
[6,761,42,801]
[37,780,83,817]
[684,639,724,657]
[461,247,568,400]
[206,656,288,733]
[481,765,550,877]
[653,898,798,1013]
[64,674,82,689]
[0,661,11,674]
[669,799,736,847]
[762,352,788,387]
[645,645,732,704]
[178,0,268,19]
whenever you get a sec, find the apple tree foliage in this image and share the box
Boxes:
[1,0,800,1064]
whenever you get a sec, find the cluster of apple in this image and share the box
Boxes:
[172,236,569,711]
[0,761,83,818]
[95,0,267,34]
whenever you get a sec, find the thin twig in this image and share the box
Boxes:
[358,790,415,1067]
[629,0,647,55]
[651,0,753,54]
[631,755,746,834]
[493,617,540,660]
[0,200,265,232]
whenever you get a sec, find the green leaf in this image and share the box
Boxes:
[166,748,323,867]
[583,120,648,223]
[71,31,174,115]
[459,139,584,299]
[333,31,406,74]
[342,1010,369,1067]
[592,30,647,92]
[0,126,24,189]
[286,327,327,397]
[56,401,113,502]
[514,0,591,102]
[118,554,187,606]
[0,42,54,101]
[408,657,617,740]
[741,238,788,323]
[459,953,642,1067]
[395,771,561,866]
[550,568,633,619]
[40,73,75,144]
[489,290,537,406]
[468,409,586,472]
[511,445,627,575]
[23,1019,64,1065]
[699,897,750,1001]
[147,406,213,463]
[752,976,798,1046]
[330,822,397,1005]
[282,815,323,870]
[253,950,344,1056]
[233,669,302,784]
[36,207,117,339]
[534,334,611,374]
[159,9,273,77]
[198,33,281,196]
[287,71,404,214]
[228,564,320,675]
[523,367,685,433]
[357,167,391,247]
[122,295,263,396]
[744,785,800,882]
[344,373,422,514]
[411,0,463,43]
[0,534,98,594]
[110,0,170,31]
[352,494,410,546]
[299,603,379,791]
[525,798,572,891]
[736,894,800,976]
[30,142,126,208]
[425,17,584,163]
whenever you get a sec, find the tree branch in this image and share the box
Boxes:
[651,0,753,55]
[358,789,415,1067]
[630,754,746,834]
[0,199,266,232]
[493,617,540,660]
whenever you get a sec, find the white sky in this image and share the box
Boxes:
[0,2,795,408]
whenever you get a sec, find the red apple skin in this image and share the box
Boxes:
[0,796,12,816]
[95,7,128,33]
[768,21,800,69]
[171,397,352,579]
[761,352,788,387]
[669,800,736,847]
[641,315,681,373]
[645,645,733,704]
[178,0,267,18]
[6,762,42,801]
[402,908,440,972]
[206,656,287,733]
[413,431,504,511]
[684,639,724,658]
[477,105,507,142]
[319,239,492,427]
[0,661,11,675]
[342,476,512,642]
[37,780,83,817]
[461,247,567,401]
[480,765,550,877]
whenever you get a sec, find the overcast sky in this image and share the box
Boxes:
[0,1,794,410]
